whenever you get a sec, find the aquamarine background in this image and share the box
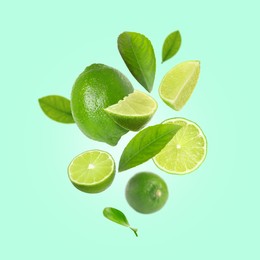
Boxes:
[1,0,259,259]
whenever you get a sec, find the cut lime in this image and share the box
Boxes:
[68,150,115,193]
[153,118,207,174]
[159,61,200,111]
[71,64,133,146]
[104,90,157,131]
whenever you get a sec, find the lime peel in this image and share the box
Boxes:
[125,172,168,214]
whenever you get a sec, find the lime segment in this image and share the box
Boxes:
[68,150,115,193]
[159,61,200,111]
[104,90,157,131]
[153,118,207,174]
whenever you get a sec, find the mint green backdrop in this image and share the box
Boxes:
[1,0,259,259]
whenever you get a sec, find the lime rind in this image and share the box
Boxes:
[125,172,169,214]
[153,118,207,175]
[68,150,115,193]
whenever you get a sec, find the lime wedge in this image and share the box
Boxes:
[104,90,157,131]
[68,150,115,193]
[159,61,200,111]
[153,118,207,174]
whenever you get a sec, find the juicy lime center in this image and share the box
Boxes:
[69,151,114,185]
[88,164,95,169]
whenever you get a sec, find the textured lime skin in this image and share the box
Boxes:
[105,111,155,131]
[125,172,168,214]
[71,64,134,146]
[70,169,115,194]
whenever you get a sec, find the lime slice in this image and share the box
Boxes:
[159,61,200,111]
[153,118,207,174]
[104,90,157,131]
[68,150,115,193]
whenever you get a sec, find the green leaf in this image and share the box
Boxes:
[162,31,182,63]
[119,124,182,172]
[38,95,74,123]
[118,32,156,92]
[103,207,138,237]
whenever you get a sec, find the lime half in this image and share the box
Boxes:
[159,61,200,111]
[68,150,115,193]
[153,118,207,174]
[104,90,157,131]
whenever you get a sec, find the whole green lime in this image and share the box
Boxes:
[71,64,134,146]
[125,172,169,214]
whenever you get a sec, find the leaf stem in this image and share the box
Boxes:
[130,227,138,237]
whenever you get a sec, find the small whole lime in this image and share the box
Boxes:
[71,64,134,146]
[125,172,169,214]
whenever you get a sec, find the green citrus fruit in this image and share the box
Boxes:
[104,90,157,131]
[71,64,134,146]
[153,118,207,174]
[125,172,168,214]
[159,61,200,111]
[68,150,115,193]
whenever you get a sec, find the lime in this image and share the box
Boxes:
[71,64,134,146]
[159,61,200,111]
[153,118,207,174]
[125,172,168,214]
[68,150,115,193]
[104,90,157,131]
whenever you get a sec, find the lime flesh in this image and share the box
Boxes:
[68,150,115,193]
[104,90,157,131]
[159,61,200,111]
[153,118,207,174]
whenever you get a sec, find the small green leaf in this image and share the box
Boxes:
[38,95,74,123]
[118,32,156,92]
[103,207,138,237]
[119,124,182,172]
[162,31,182,63]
